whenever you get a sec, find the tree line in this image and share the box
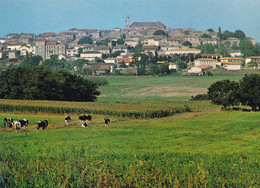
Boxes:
[208,74,260,111]
[0,66,100,101]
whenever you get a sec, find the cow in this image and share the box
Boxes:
[4,118,13,128]
[19,119,29,127]
[65,116,71,126]
[11,121,22,130]
[37,120,48,130]
[79,115,92,121]
[104,118,110,128]
[81,122,89,128]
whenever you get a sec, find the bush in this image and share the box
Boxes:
[190,94,209,101]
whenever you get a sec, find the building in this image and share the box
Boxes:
[194,58,216,69]
[45,41,66,59]
[18,45,35,56]
[130,21,166,30]
[218,57,243,70]
[188,65,213,75]
[168,62,179,71]
[35,38,47,59]
[245,56,260,68]
[80,51,102,60]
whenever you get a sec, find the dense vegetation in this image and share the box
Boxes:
[0,66,100,101]
[208,74,260,110]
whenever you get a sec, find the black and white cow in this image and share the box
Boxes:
[104,118,110,128]
[81,122,89,128]
[37,120,48,130]
[11,121,22,130]
[65,116,71,126]
[19,119,29,127]
[4,118,13,128]
[79,115,92,121]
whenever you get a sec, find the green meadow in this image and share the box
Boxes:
[0,75,259,187]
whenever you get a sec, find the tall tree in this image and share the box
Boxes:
[239,74,260,111]
[208,80,240,108]
[78,37,93,45]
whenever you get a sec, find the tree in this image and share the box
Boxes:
[207,29,214,33]
[183,41,192,47]
[200,34,211,39]
[78,37,93,45]
[154,30,166,36]
[239,74,260,111]
[0,66,100,101]
[234,30,246,40]
[198,44,215,54]
[208,80,240,108]
[239,38,254,57]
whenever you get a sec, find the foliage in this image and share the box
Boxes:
[198,44,215,54]
[153,30,166,36]
[234,30,246,40]
[78,37,93,44]
[88,77,108,86]
[21,54,42,67]
[190,94,209,100]
[239,74,260,111]
[116,38,125,45]
[207,28,214,33]
[208,80,240,108]
[96,39,109,46]
[0,66,100,101]
[183,41,192,47]
[200,34,211,39]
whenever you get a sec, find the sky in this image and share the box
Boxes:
[1,0,260,42]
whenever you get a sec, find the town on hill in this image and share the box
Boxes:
[1,16,260,76]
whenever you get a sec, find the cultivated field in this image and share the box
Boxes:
[0,75,259,187]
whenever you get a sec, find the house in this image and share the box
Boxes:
[7,51,19,59]
[124,38,139,47]
[82,63,113,75]
[58,54,71,60]
[194,58,216,69]
[80,51,102,60]
[159,48,201,57]
[18,45,35,56]
[117,55,135,66]
[46,41,66,59]
[104,57,119,67]
[229,50,243,57]
[0,38,6,44]
[168,62,179,71]
[200,53,222,60]
[0,50,7,59]
[7,44,22,51]
[35,38,47,59]
[94,45,110,55]
[188,65,213,75]
[245,56,260,68]
[142,45,157,56]
[112,45,127,53]
[183,37,201,47]
[223,62,243,70]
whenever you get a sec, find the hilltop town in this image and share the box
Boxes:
[0,16,260,76]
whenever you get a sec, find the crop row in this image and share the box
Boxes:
[0,104,191,119]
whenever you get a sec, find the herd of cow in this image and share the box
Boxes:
[3,115,110,130]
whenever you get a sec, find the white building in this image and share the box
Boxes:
[194,58,216,69]
[80,51,102,60]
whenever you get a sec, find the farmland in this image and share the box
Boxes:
[0,75,259,187]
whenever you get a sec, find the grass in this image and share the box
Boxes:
[0,111,259,187]
[0,75,259,187]
[97,75,244,101]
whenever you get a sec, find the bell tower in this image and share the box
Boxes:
[125,15,129,29]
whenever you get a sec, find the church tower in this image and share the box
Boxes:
[125,15,129,29]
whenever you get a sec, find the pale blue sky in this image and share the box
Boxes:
[0,0,260,41]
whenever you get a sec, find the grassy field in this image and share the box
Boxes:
[0,75,259,187]
[0,111,259,187]
[97,75,244,102]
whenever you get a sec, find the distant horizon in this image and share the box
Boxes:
[1,0,260,42]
